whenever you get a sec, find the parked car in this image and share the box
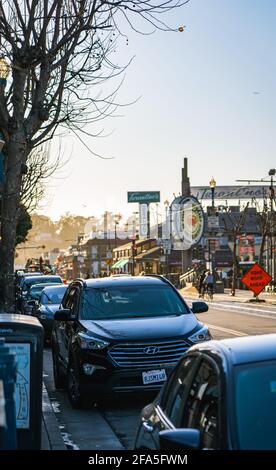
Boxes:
[19,275,63,313]
[15,271,43,284]
[135,334,276,450]
[52,275,210,408]
[14,271,43,303]
[33,284,68,341]
[23,282,65,315]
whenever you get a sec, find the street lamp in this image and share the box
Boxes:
[163,199,171,278]
[208,177,217,281]
[0,57,10,86]
[132,211,139,239]
[209,177,216,211]
[114,213,121,248]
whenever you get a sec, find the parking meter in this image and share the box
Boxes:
[0,338,17,449]
[0,314,44,449]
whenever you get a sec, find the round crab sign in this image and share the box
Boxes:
[171,195,205,248]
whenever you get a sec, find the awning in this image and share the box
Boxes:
[119,259,129,268]
[111,258,130,269]
[111,260,121,269]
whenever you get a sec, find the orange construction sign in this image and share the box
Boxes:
[241,263,272,296]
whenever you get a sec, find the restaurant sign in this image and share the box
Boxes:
[127,191,160,204]
[191,186,269,200]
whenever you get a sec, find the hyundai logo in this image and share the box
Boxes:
[144,346,160,355]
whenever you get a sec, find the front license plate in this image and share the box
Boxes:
[142,369,167,385]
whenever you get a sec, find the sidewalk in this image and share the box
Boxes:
[179,285,276,305]
[41,383,66,450]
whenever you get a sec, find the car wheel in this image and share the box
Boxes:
[52,345,65,389]
[67,357,92,409]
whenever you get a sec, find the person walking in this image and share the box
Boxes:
[203,271,214,298]
[198,270,206,298]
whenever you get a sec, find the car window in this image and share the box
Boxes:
[162,355,199,427]
[81,285,189,320]
[181,359,219,449]
[41,287,67,305]
[22,276,62,290]
[235,360,276,450]
[63,287,75,309]
[64,287,79,315]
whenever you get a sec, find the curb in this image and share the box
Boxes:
[42,383,66,450]
[179,289,276,306]
[183,294,276,306]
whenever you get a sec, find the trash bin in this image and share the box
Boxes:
[0,314,44,449]
[215,281,224,294]
[0,338,17,449]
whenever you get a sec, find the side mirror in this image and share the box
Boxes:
[54,309,73,321]
[191,301,209,314]
[27,300,37,306]
[159,429,201,450]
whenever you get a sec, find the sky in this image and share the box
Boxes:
[41,0,276,221]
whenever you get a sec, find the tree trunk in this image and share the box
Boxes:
[0,132,25,311]
[259,233,267,266]
[231,236,237,296]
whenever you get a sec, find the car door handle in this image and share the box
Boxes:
[142,421,154,433]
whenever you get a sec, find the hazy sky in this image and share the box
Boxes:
[42,0,276,220]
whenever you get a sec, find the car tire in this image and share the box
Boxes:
[52,345,65,389]
[67,357,93,409]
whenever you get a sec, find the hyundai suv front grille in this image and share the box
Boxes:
[108,340,189,368]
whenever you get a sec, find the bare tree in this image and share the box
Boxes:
[222,203,249,296]
[252,196,276,273]
[252,197,270,266]
[0,0,189,307]
[20,144,61,212]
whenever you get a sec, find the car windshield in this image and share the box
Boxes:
[235,361,276,449]
[81,285,189,320]
[29,285,47,300]
[23,277,62,291]
[29,284,59,300]
[41,287,67,305]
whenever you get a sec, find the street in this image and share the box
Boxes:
[43,296,276,450]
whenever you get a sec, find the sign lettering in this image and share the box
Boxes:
[128,191,160,204]
[241,263,272,296]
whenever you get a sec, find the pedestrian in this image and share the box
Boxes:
[203,270,214,296]
[198,270,206,298]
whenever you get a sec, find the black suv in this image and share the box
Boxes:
[52,275,211,408]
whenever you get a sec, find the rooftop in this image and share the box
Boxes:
[82,275,168,288]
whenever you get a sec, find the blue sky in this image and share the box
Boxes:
[44,0,276,220]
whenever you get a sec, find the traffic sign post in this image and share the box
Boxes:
[241,263,272,298]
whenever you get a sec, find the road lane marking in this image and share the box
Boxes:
[206,323,247,337]
[211,302,276,315]
[184,295,276,320]
[208,302,276,320]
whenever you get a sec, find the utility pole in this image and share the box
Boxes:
[269,169,275,290]
[131,239,137,276]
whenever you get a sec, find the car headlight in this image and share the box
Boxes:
[188,326,212,343]
[78,332,109,350]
